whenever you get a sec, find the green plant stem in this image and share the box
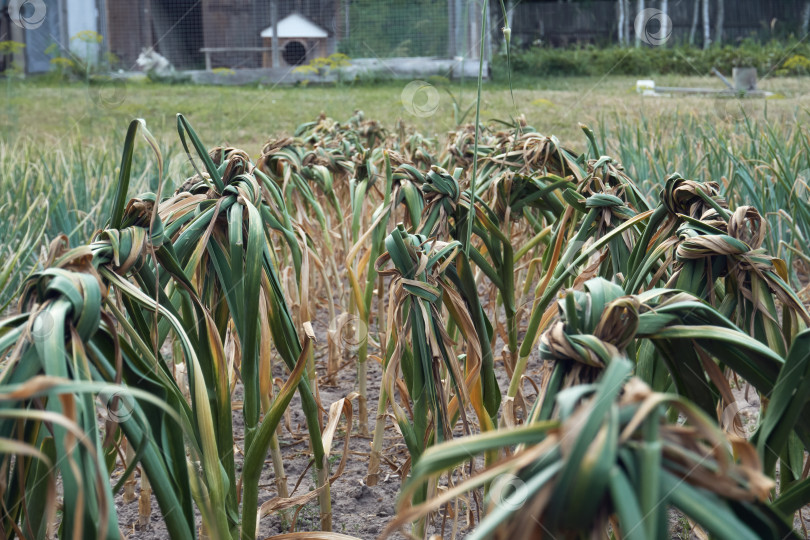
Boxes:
[464,0,487,257]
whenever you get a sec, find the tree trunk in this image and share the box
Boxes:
[636,0,646,47]
[618,0,626,45]
[626,0,632,44]
[689,0,700,45]
[661,0,669,46]
[715,0,724,45]
[802,1,810,37]
[271,0,280,67]
[702,0,711,49]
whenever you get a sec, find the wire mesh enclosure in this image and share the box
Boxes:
[1,0,493,74]
[338,0,449,59]
[4,0,810,75]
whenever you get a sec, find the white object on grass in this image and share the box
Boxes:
[636,79,656,93]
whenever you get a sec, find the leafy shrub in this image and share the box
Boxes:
[495,39,810,80]
[778,54,810,75]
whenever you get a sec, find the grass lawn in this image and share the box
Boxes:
[3,75,809,153]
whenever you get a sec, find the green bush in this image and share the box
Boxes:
[495,39,810,80]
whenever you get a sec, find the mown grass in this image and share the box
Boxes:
[3,75,810,149]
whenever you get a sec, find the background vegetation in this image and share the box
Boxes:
[495,39,810,79]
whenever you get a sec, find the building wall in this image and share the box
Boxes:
[201,0,257,67]
[66,0,100,60]
[1,8,14,72]
[23,0,66,73]
[107,0,204,70]
[106,0,151,69]
[95,0,340,71]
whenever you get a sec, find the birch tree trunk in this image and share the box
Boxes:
[702,0,711,49]
[626,0,632,44]
[689,0,700,45]
[715,0,724,45]
[661,0,669,45]
[618,0,626,45]
[802,1,810,37]
[635,0,646,47]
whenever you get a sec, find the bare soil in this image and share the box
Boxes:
[109,298,810,539]
[111,302,549,539]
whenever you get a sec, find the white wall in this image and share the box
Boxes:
[66,0,100,63]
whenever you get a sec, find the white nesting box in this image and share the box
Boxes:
[261,13,329,68]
